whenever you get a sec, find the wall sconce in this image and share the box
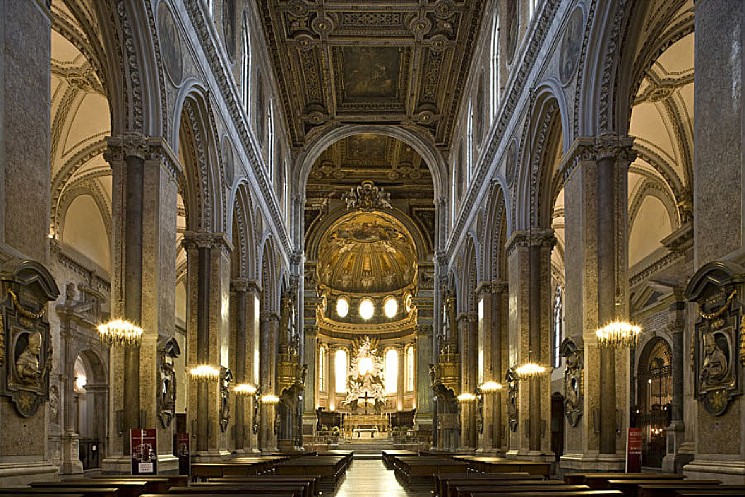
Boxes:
[189,364,220,381]
[97,319,143,347]
[260,394,280,405]
[596,320,641,349]
[479,381,503,393]
[233,383,257,395]
[456,392,477,402]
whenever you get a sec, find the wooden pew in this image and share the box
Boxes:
[470,491,624,497]
[564,473,683,487]
[30,480,148,497]
[453,457,551,477]
[215,475,320,497]
[451,484,590,497]
[168,483,308,497]
[434,473,540,497]
[92,475,188,491]
[639,485,745,497]
[274,455,348,493]
[603,479,722,497]
[0,489,110,497]
[441,480,569,497]
[382,450,417,469]
[675,489,745,496]
[392,456,470,487]
[0,493,84,497]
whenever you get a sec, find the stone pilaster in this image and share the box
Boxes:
[458,312,477,449]
[415,323,434,432]
[259,312,280,451]
[231,277,259,453]
[560,134,634,471]
[506,229,554,460]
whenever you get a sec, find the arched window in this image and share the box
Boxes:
[489,11,500,118]
[335,349,348,393]
[318,345,327,392]
[466,102,474,182]
[405,346,415,392]
[385,349,399,394]
[552,286,563,368]
[241,15,251,112]
[268,99,275,177]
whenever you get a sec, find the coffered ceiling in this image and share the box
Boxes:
[258,0,487,148]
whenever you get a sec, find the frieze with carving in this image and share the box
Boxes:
[685,261,744,416]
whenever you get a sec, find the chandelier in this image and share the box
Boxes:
[457,392,477,402]
[97,319,143,346]
[479,381,503,393]
[233,383,257,395]
[596,320,641,349]
[515,363,548,380]
[189,364,220,381]
[342,180,392,211]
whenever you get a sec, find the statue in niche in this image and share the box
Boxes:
[700,330,730,387]
[220,367,233,432]
[560,338,583,427]
[506,367,518,432]
[49,384,60,424]
[16,331,43,385]
[157,337,180,428]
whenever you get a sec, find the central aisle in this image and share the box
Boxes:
[334,458,431,497]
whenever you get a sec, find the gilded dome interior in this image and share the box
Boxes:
[317,211,417,295]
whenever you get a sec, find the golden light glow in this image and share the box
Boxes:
[515,363,548,380]
[596,320,642,349]
[358,356,374,376]
[189,364,220,381]
[457,392,477,402]
[480,381,503,392]
[336,296,349,318]
[233,383,257,395]
[260,394,280,404]
[97,319,143,346]
[359,298,375,320]
[383,296,398,318]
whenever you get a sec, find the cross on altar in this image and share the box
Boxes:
[361,391,370,414]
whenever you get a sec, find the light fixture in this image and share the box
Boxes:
[515,363,548,380]
[260,394,280,405]
[457,392,477,402]
[233,383,257,395]
[358,356,374,376]
[189,364,220,381]
[359,298,375,320]
[479,381,503,393]
[97,319,143,346]
[336,296,349,318]
[596,320,641,349]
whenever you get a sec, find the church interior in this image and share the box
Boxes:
[2,0,745,493]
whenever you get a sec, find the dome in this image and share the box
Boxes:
[317,211,417,295]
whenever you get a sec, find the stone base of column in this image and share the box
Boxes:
[516,450,554,462]
[61,433,84,475]
[0,462,59,486]
[192,451,225,462]
[683,459,745,484]
[661,422,693,473]
[560,452,625,472]
[156,454,179,473]
[101,456,134,474]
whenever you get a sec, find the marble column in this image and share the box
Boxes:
[231,278,249,453]
[259,312,279,451]
[682,0,745,484]
[397,345,405,411]
[246,282,261,452]
[102,134,180,473]
[458,312,477,449]
[506,229,554,460]
[560,135,634,471]
[415,323,434,432]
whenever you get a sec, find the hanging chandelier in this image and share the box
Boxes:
[189,364,220,381]
[596,320,641,349]
[233,383,257,395]
[479,381,503,393]
[97,319,143,346]
[515,362,548,380]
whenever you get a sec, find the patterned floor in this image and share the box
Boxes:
[333,459,433,497]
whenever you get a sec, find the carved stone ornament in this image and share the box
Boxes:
[506,367,519,432]
[0,259,60,418]
[342,180,392,211]
[685,261,745,416]
[560,337,583,427]
[157,337,181,428]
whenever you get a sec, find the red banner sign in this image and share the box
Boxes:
[626,427,642,473]
[131,428,158,475]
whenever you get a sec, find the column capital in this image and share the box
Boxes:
[505,228,555,255]
[104,133,181,180]
[231,278,261,293]
[561,134,636,181]
[475,280,508,296]
[261,311,280,323]
[182,231,233,254]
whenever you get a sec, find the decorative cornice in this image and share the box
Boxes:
[231,277,261,293]
[181,230,233,254]
[557,134,636,184]
[104,134,182,181]
[505,228,556,256]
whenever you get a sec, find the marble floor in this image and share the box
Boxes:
[333,459,432,497]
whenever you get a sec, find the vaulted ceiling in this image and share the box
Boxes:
[258,0,487,148]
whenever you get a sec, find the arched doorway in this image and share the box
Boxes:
[636,337,672,468]
[72,350,108,470]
